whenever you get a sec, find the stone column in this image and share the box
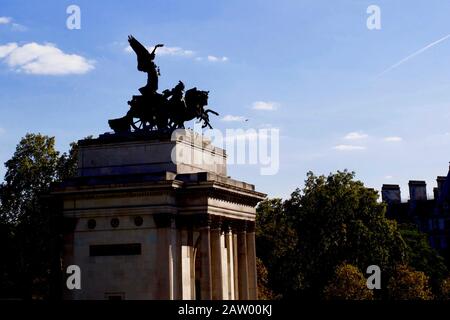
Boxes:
[179,228,193,300]
[224,224,235,300]
[175,217,195,300]
[210,218,224,300]
[246,222,257,299]
[62,217,77,300]
[232,232,239,299]
[154,213,174,299]
[198,216,212,300]
[236,222,249,300]
[172,224,182,300]
[220,227,229,300]
[190,231,198,299]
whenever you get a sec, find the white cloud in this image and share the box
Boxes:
[11,23,27,32]
[125,45,194,57]
[0,42,94,75]
[156,46,194,57]
[344,131,368,140]
[0,43,17,58]
[0,17,12,24]
[252,101,279,111]
[333,145,366,151]
[0,17,26,31]
[0,127,5,135]
[207,55,228,62]
[125,44,230,63]
[384,136,403,142]
[384,175,393,180]
[221,115,246,122]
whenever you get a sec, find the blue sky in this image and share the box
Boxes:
[1,0,450,199]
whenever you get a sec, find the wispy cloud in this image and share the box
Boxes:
[252,101,279,111]
[333,144,366,151]
[11,23,27,32]
[0,17,12,24]
[207,55,228,62]
[0,127,5,135]
[125,45,194,57]
[221,115,246,122]
[344,131,368,140]
[125,44,228,62]
[0,42,95,75]
[384,136,403,142]
[0,17,26,31]
[378,33,450,76]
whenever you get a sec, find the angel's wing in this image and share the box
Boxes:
[128,35,152,72]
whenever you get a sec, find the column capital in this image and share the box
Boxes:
[231,220,247,232]
[193,214,212,229]
[221,220,232,233]
[246,221,256,233]
[210,215,223,230]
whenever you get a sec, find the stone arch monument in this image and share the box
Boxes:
[52,130,265,300]
[51,36,266,300]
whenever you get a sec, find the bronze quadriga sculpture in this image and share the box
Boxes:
[108,35,219,134]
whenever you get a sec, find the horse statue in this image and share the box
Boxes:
[169,87,218,129]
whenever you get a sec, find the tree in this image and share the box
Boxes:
[256,198,300,296]
[283,171,407,298]
[0,221,20,298]
[399,223,448,292]
[387,265,433,300]
[440,276,450,300]
[323,263,374,300]
[256,258,279,300]
[0,134,60,223]
[57,141,79,181]
[0,133,78,299]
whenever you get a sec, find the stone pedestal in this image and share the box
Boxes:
[52,130,265,300]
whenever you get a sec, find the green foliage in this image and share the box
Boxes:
[323,263,374,300]
[387,265,433,300]
[399,223,448,291]
[255,170,450,300]
[256,258,279,300]
[256,198,300,295]
[0,133,78,299]
[440,277,450,300]
[57,141,79,181]
[0,221,20,297]
[284,171,407,297]
[0,134,60,223]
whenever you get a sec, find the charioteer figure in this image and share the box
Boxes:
[163,81,186,108]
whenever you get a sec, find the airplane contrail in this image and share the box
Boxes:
[377,33,450,77]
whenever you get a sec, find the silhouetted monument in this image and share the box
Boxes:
[108,35,219,133]
[52,36,265,300]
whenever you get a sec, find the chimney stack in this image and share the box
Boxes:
[382,184,401,204]
[408,180,427,201]
[436,176,446,199]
